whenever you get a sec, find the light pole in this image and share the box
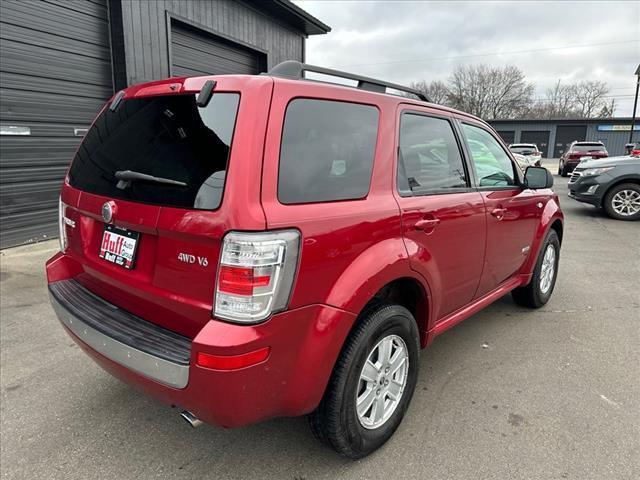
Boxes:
[630,64,640,145]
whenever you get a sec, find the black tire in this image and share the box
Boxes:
[308,302,420,458]
[603,183,640,221]
[557,163,562,176]
[512,229,560,308]
[560,164,568,177]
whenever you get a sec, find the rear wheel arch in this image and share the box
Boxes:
[308,276,429,445]
[347,276,430,349]
[320,274,430,402]
[324,238,425,314]
[368,277,429,344]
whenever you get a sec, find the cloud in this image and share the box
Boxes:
[295,0,640,115]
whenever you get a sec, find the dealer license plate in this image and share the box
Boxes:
[99,225,140,269]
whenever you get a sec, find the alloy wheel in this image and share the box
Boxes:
[611,189,640,216]
[539,244,556,294]
[356,334,409,430]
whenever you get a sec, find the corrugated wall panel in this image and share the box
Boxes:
[170,22,260,77]
[120,0,304,85]
[0,0,113,248]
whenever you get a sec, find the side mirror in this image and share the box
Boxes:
[524,166,553,189]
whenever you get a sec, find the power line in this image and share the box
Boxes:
[330,40,640,68]
[528,95,636,101]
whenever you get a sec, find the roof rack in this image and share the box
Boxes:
[266,61,430,102]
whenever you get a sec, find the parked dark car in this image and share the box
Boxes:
[46,61,563,458]
[568,156,640,220]
[559,141,608,177]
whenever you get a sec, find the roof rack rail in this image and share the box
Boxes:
[266,60,430,102]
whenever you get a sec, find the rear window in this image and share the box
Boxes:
[68,93,240,210]
[509,145,537,154]
[572,144,606,152]
[278,99,379,204]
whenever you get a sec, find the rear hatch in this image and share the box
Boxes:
[59,77,272,338]
[570,144,608,161]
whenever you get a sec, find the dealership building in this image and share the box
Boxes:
[489,117,639,159]
[0,0,329,248]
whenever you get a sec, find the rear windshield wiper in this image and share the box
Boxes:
[115,170,187,190]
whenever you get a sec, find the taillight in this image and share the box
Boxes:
[632,149,640,157]
[58,197,68,252]
[214,230,300,323]
[218,266,271,295]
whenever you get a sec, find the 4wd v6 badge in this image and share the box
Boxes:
[178,252,208,267]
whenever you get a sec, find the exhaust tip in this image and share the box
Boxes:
[180,410,203,428]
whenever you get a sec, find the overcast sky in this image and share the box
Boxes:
[295,1,640,116]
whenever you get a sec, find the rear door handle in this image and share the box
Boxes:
[414,218,440,232]
[491,207,507,220]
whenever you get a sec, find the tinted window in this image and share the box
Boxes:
[462,124,517,187]
[510,146,537,154]
[398,114,468,194]
[278,99,379,204]
[572,144,606,152]
[68,93,240,210]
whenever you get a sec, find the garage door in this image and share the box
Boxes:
[521,131,551,157]
[170,21,264,77]
[553,125,587,158]
[0,0,113,248]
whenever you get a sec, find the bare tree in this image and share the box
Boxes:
[446,64,534,119]
[409,80,451,105]
[408,68,614,119]
[526,80,614,119]
[597,98,616,118]
[573,80,611,117]
[538,80,580,118]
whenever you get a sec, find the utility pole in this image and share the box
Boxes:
[630,64,640,144]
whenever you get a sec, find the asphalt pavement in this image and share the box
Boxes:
[1,160,638,479]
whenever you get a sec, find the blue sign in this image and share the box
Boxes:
[597,124,640,132]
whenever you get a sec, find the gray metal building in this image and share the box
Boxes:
[0,0,329,249]
[489,118,639,159]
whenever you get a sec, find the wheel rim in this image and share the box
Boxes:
[611,189,640,216]
[356,334,409,430]
[539,244,556,294]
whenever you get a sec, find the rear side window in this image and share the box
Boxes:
[278,99,379,204]
[68,93,240,210]
[398,114,468,195]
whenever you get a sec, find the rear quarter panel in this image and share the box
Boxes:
[260,80,420,316]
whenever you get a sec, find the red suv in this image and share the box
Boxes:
[46,62,563,458]
[558,141,609,177]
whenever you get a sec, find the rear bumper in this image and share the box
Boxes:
[47,255,356,428]
[563,161,580,173]
[49,280,190,388]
